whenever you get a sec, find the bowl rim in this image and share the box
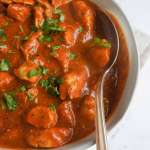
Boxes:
[0,0,140,150]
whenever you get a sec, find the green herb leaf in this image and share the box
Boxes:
[39,35,52,43]
[69,52,77,60]
[28,66,48,78]
[93,37,101,44]
[39,76,63,97]
[39,79,49,89]
[42,19,64,33]
[47,26,64,32]
[19,85,27,92]
[78,26,83,32]
[48,85,59,97]
[51,45,61,54]
[39,66,49,75]
[54,8,65,22]
[93,37,112,48]
[27,68,39,78]
[0,28,7,41]
[27,92,34,101]
[3,93,17,111]
[0,28,5,36]
[0,59,10,71]
[54,8,62,14]
[60,14,65,22]
[49,104,56,111]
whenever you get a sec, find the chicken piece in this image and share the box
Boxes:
[89,47,110,68]
[0,15,9,27]
[34,56,62,76]
[0,72,14,91]
[60,66,88,100]
[51,47,70,72]
[16,91,28,107]
[0,0,12,4]
[73,0,94,42]
[16,87,38,107]
[52,0,71,8]
[27,87,38,102]
[22,31,42,60]
[58,101,76,127]
[34,6,44,28]
[61,23,81,46]
[80,96,96,121]
[13,0,35,5]
[37,0,51,8]
[26,128,73,148]
[7,4,31,22]
[37,0,53,18]
[27,106,58,129]
[14,61,41,83]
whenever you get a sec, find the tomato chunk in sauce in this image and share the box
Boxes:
[0,0,129,149]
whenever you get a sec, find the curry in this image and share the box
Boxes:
[0,0,129,149]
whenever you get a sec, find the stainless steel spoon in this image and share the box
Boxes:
[95,8,119,150]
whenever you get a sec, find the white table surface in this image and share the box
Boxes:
[88,0,150,150]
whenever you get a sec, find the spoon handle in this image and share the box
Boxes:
[96,76,108,150]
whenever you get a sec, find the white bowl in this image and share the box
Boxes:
[53,0,139,150]
[1,0,139,150]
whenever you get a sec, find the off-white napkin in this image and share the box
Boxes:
[133,29,150,68]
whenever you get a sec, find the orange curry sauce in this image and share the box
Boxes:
[0,0,129,149]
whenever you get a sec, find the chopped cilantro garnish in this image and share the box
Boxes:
[39,66,49,75]
[0,28,4,36]
[94,37,101,43]
[49,104,56,111]
[39,79,49,90]
[51,45,61,54]
[3,93,17,111]
[0,28,7,41]
[54,8,65,22]
[28,68,39,78]
[60,14,65,22]
[39,76,63,97]
[54,8,62,14]
[69,52,77,60]
[93,37,112,48]
[78,26,83,32]
[42,18,64,33]
[39,35,52,43]
[19,85,27,92]
[47,26,64,32]
[28,66,48,78]
[27,92,34,102]
[0,59,10,71]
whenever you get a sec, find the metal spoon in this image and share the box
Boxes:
[95,8,119,150]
